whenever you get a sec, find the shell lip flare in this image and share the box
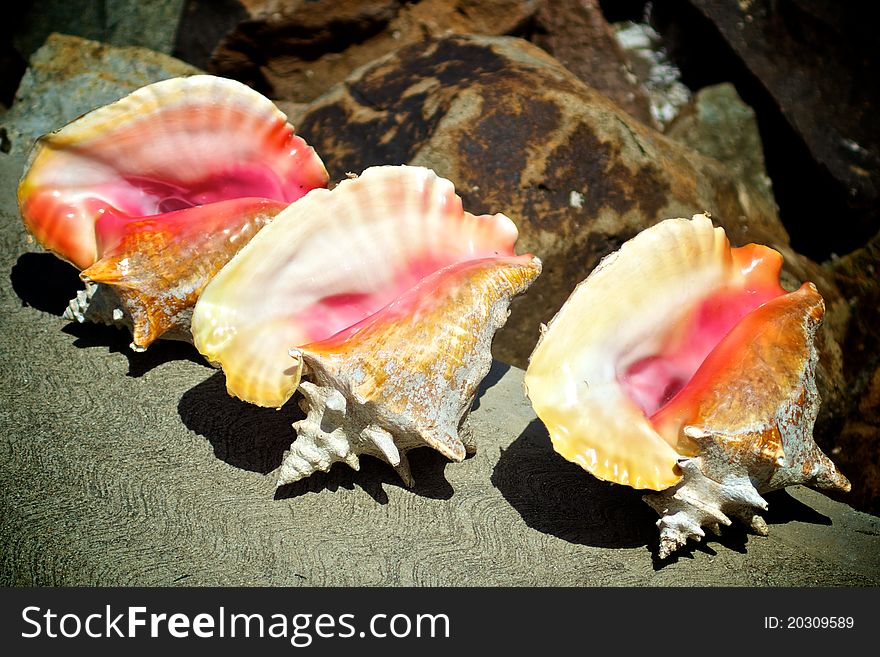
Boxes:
[525,214,824,491]
[17,74,329,271]
[192,164,539,411]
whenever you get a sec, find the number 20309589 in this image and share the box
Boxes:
[764,617,854,629]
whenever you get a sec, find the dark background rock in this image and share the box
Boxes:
[646,0,880,260]
[666,82,776,211]
[174,0,539,103]
[827,234,880,515]
[1,1,186,114]
[0,6,28,110]
[10,0,185,63]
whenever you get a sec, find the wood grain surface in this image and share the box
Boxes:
[1,153,878,586]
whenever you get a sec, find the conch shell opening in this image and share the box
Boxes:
[525,214,849,557]
[17,75,328,350]
[191,165,541,486]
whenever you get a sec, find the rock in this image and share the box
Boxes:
[528,0,654,126]
[613,21,691,128]
[681,0,880,254]
[174,0,539,102]
[826,231,880,515]
[12,0,185,59]
[296,34,789,370]
[0,33,201,157]
[666,82,776,211]
[0,7,27,109]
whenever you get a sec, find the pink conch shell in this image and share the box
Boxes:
[524,215,849,557]
[191,165,541,485]
[17,74,328,350]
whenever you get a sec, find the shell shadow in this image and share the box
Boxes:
[178,371,456,503]
[764,488,833,526]
[61,322,205,377]
[178,371,300,475]
[10,252,82,315]
[494,419,838,565]
[11,252,204,377]
[274,447,456,504]
[491,418,658,549]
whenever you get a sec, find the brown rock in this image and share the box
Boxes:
[529,0,654,126]
[296,34,790,370]
[174,0,539,102]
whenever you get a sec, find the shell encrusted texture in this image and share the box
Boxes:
[643,291,850,558]
[277,258,541,487]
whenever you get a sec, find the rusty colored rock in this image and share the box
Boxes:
[529,0,654,126]
[297,34,790,370]
[174,0,539,102]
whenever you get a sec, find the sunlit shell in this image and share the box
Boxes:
[524,214,849,557]
[192,165,541,485]
[17,74,328,349]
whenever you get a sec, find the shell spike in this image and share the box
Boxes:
[811,453,851,493]
[422,431,467,463]
[362,426,402,467]
[393,453,415,488]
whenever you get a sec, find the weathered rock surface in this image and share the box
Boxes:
[12,0,185,59]
[174,0,538,102]
[826,231,880,515]
[683,0,880,253]
[666,82,776,213]
[528,0,654,126]
[296,34,788,369]
[0,33,201,157]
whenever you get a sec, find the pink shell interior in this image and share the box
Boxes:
[19,77,328,269]
[621,245,787,418]
[301,255,518,348]
[192,165,524,408]
[295,250,508,345]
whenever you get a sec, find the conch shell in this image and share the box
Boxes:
[191,165,541,486]
[17,74,328,350]
[524,215,849,558]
